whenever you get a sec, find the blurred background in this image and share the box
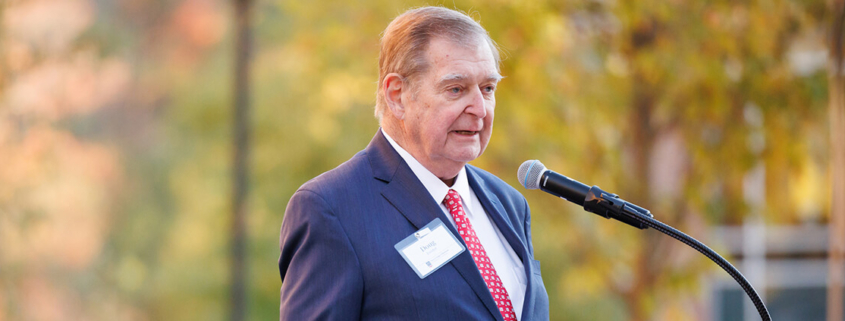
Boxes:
[1,0,843,320]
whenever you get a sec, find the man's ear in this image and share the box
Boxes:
[383,73,406,120]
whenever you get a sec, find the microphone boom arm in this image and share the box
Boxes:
[578,185,771,320]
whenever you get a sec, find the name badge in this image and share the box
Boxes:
[394,218,465,279]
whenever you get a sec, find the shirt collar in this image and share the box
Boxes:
[382,129,472,208]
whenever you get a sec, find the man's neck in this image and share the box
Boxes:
[380,125,461,185]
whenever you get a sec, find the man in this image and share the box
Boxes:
[279,7,549,320]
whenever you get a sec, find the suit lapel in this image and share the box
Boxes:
[467,167,537,321]
[380,168,443,229]
[367,129,442,229]
[466,168,527,263]
[366,130,504,321]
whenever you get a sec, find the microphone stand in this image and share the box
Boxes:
[580,185,772,321]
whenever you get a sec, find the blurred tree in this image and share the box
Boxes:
[827,0,845,320]
[0,0,133,319]
[229,0,254,320]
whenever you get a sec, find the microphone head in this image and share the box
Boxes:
[517,160,547,190]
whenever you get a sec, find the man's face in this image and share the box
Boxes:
[400,37,500,176]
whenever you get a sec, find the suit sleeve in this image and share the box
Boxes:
[278,189,363,320]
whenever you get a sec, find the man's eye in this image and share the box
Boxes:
[484,86,495,93]
[450,87,461,94]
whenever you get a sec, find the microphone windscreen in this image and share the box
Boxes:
[517,160,546,190]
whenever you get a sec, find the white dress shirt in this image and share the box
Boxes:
[382,130,527,319]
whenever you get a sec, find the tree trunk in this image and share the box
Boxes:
[622,17,660,321]
[827,1,845,320]
[230,0,253,320]
[625,68,656,321]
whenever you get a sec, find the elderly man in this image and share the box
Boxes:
[278,7,549,320]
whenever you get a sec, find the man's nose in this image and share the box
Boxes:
[464,86,487,118]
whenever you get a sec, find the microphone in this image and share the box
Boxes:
[517,161,773,320]
[518,160,653,229]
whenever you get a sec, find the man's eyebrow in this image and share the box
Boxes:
[487,73,504,82]
[438,74,466,84]
[437,73,504,85]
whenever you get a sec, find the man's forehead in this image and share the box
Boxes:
[425,37,500,78]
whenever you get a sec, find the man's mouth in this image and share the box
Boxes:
[453,130,479,135]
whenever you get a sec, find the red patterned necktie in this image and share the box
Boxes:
[444,189,517,321]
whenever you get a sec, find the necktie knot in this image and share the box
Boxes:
[445,189,460,203]
[444,189,466,219]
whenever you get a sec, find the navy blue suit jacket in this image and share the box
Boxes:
[279,130,549,320]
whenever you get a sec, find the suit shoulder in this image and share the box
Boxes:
[297,150,371,196]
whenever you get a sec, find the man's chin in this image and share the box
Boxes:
[447,150,483,164]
